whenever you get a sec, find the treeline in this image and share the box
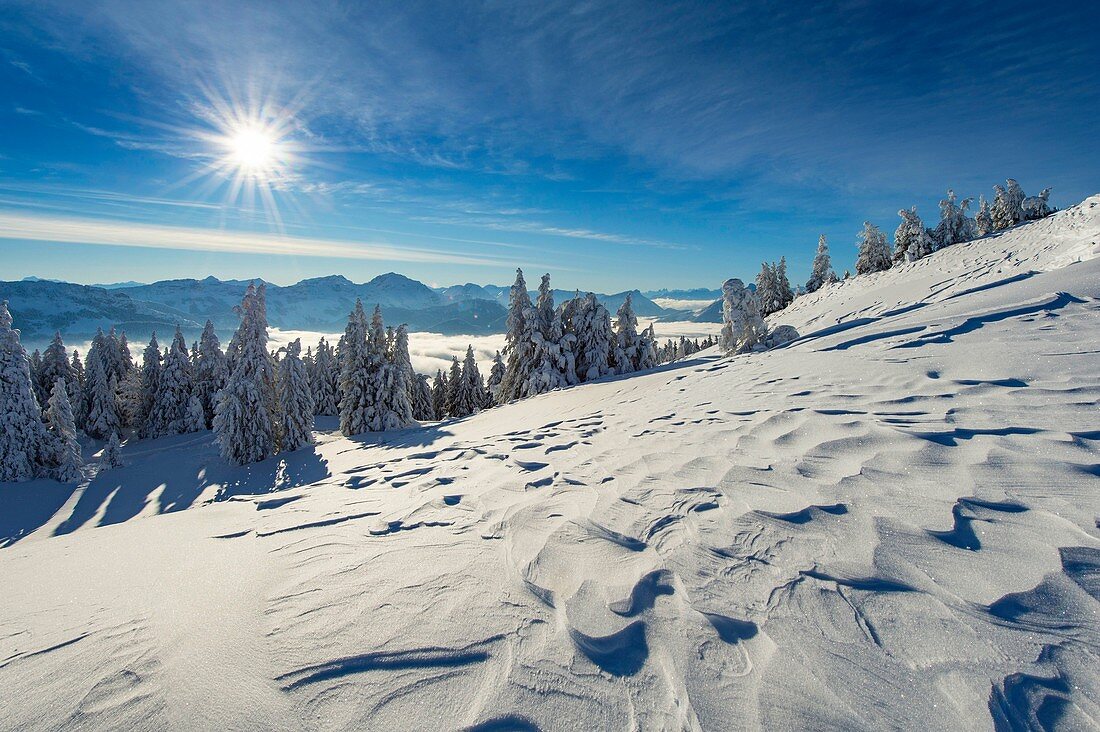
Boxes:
[750,179,1056,322]
[655,335,717,364]
[855,180,1053,277]
[715,179,1055,356]
[0,266,667,477]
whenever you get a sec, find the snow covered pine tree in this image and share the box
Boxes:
[213,283,279,465]
[855,222,892,275]
[310,337,339,417]
[611,294,640,375]
[194,320,228,428]
[932,189,976,250]
[718,279,767,354]
[524,274,573,395]
[148,327,196,437]
[497,268,536,404]
[894,207,935,262]
[278,338,315,452]
[0,301,49,482]
[46,377,83,482]
[338,300,372,436]
[806,235,836,293]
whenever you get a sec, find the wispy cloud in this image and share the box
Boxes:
[0,211,512,267]
[410,213,690,251]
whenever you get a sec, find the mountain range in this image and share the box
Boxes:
[3,273,696,346]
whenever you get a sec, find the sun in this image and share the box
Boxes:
[221,122,284,179]
[228,126,276,171]
[171,86,318,230]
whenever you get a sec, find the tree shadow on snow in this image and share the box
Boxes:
[53,430,329,536]
[339,422,457,453]
[0,478,78,547]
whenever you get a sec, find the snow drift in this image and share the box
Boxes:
[1,197,1099,730]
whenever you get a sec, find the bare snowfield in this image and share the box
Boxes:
[2,198,1099,730]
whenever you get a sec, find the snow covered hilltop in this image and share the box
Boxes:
[2,196,1099,729]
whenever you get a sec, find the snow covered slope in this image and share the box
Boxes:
[1,198,1098,730]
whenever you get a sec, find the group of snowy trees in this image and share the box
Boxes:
[430,347,492,421]
[856,179,1054,276]
[251,269,663,437]
[211,282,322,463]
[402,270,661,423]
[709,179,1056,358]
[3,300,232,481]
[496,269,657,403]
[332,300,414,438]
[755,258,795,316]
[656,335,717,364]
[744,179,1055,325]
[718,279,768,354]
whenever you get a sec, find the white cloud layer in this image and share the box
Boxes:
[0,211,509,267]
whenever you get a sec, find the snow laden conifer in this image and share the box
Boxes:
[611,294,640,375]
[118,332,134,374]
[40,331,76,407]
[524,275,573,395]
[213,283,279,465]
[854,222,891,275]
[411,373,434,421]
[390,324,417,413]
[0,301,48,481]
[719,279,767,354]
[278,338,315,452]
[29,349,46,406]
[497,268,536,403]
[487,351,506,401]
[148,327,195,437]
[806,235,836,293]
[1005,179,1026,223]
[756,260,793,315]
[1023,188,1053,220]
[100,431,124,469]
[84,358,120,441]
[375,312,415,431]
[185,395,206,433]
[566,293,613,382]
[894,207,935,262]
[431,369,447,419]
[136,333,162,438]
[755,262,778,315]
[775,258,794,311]
[70,349,87,428]
[116,368,144,429]
[974,196,993,236]
[96,328,127,389]
[932,190,975,250]
[71,349,85,391]
[444,355,462,418]
[991,180,1025,230]
[450,346,484,418]
[310,337,339,416]
[46,378,83,482]
[636,324,658,371]
[193,321,228,428]
[338,300,372,436]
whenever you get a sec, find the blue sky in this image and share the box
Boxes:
[1,0,1096,292]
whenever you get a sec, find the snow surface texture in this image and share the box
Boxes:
[1,198,1099,730]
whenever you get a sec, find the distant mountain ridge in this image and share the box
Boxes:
[2,272,692,346]
[438,283,675,317]
[642,287,722,300]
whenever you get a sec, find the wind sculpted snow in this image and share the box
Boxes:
[1,197,1099,730]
